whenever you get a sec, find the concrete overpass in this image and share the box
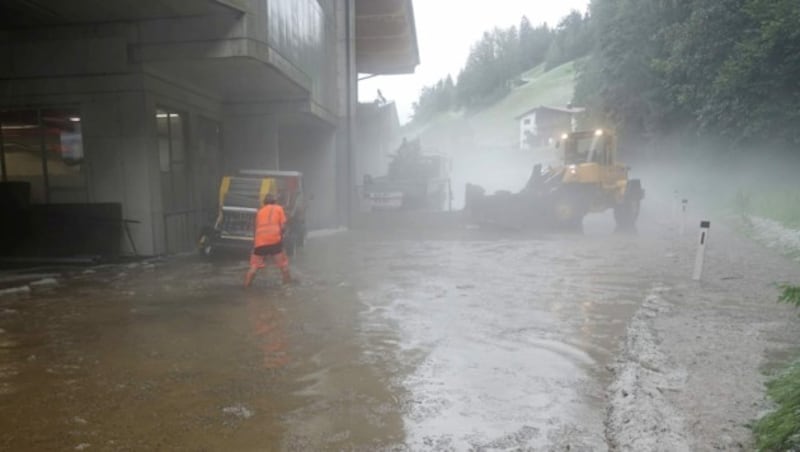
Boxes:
[0,0,417,256]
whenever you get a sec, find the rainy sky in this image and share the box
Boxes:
[358,0,590,123]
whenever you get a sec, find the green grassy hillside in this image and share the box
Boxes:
[472,62,577,147]
[406,61,577,152]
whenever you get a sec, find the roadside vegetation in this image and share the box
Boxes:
[742,191,800,229]
[755,358,800,451]
[730,187,800,262]
[732,189,800,229]
[778,286,800,308]
[753,286,800,451]
[575,0,800,148]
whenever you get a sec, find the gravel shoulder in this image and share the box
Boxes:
[606,207,800,450]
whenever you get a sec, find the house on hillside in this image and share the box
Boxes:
[516,105,585,149]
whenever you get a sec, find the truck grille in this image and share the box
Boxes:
[220,208,255,239]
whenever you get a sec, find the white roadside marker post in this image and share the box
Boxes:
[680,199,688,235]
[693,220,711,281]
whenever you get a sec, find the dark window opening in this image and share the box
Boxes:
[0,108,86,203]
[156,107,197,253]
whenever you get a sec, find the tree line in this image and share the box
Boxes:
[411,1,800,151]
[410,12,592,124]
[575,0,800,149]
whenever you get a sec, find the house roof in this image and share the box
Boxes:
[515,105,586,120]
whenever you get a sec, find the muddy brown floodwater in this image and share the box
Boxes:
[0,205,796,451]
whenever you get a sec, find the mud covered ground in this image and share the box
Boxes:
[1,199,799,451]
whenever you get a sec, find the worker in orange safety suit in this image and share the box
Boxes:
[244,193,292,287]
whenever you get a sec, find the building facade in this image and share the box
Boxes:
[0,0,418,256]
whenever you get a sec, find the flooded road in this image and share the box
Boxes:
[351,232,655,450]
[0,211,685,450]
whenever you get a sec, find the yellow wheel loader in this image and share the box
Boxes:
[465,129,644,230]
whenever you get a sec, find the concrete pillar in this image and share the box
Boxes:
[306,130,337,229]
[84,92,157,256]
[279,125,337,230]
[334,0,357,228]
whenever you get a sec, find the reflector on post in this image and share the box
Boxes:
[693,220,711,281]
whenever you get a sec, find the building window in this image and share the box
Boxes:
[523,118,532,125]
[156,108,189,212]
[0,108,86,203]
[156,107,200,253]
[157,109,185,173]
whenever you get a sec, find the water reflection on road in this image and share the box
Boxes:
[246,293,290,371]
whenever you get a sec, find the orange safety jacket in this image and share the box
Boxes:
[254,204,287,248]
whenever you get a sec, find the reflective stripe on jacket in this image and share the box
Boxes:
[254,204,287,247]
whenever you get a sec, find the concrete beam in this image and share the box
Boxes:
[355,0,405,17]
[131,38,312,94]
[224,99,338,127]
[0,0,234,27]
[211,0,249,14]
[355,0,418,75]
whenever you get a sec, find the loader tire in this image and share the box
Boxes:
[615,180,643,230]
[553,191,585,230]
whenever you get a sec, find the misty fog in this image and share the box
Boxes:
[2,0,800,450]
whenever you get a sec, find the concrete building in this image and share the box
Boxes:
[516,105,585,149]
[0,0,418,257]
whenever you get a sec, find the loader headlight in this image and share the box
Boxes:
[561,133,569,140]
[568,165,578,175]
[595,129,604,136]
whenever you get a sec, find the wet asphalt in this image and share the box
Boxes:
[0,211,669,451]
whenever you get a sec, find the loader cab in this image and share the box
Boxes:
[558,129,626,186]
[560,130,616,166]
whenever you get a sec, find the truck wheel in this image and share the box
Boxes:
[198,232,215,258]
